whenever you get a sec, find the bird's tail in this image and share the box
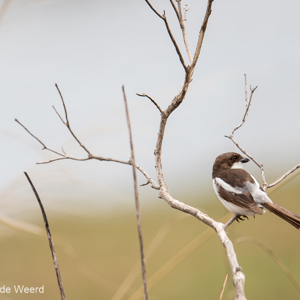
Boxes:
[263,202,300,230]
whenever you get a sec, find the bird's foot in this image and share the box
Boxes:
[236,215,249,222]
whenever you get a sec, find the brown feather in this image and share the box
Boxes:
[216,181,264,215]
[263,202,300,230]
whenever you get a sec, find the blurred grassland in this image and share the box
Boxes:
[0,180,300,300]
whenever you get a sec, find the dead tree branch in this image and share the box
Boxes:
[15,88,160,190]
[142,1,246,298]
[24,172,66,300]
[170,0,193,63]
[226,74,300,192]
[144,0,187,70]
[123,86,148,300]
[136,93,163,114]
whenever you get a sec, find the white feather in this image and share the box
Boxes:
[214,177,243,194]
[231,161,244,169]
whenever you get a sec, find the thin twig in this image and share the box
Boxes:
[24,172,66,300]
[15,119,65,157]
[144,0,187,70]
[136,93,163,114]
[54,84,92,156]
[226,75,300,192]
[190,0,214,69]
[55,84,69,125]
[122,86,148,300]
[170,0,192,63]
[15,105,159,190]
[268,164,300,188]
[220,273,229,300]
[144,0,164,19]
[224,75,267,188]
[230,85,258,136]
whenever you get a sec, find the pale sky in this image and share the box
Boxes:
[1,0,300,217]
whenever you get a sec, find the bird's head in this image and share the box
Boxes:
[213,152,250,175]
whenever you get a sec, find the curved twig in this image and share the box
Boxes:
[24,172,66,300]
[136,93,163,114]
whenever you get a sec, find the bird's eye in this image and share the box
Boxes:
[233,155,238,160]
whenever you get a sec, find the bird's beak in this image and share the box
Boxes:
[241,157,250,163]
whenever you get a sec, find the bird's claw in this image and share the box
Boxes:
[236,215,249,222]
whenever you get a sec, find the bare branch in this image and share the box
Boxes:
[16,99,160,190]
[224,75,267,188]
[55,83,69,126]
[170,0,192,63]
[37,156,91,164]
[162,11,187,70]
[145,0,187,69]
[144,0,164,19]
[15,118,65,157]
[268,164,300,188]
[24,172,66,300]
[226,75,300,192]
[136,93,163,114]
[147,2,247,297]
[54,84,92,157]
[224,215,238,230]
[52,105,67,126]
[229,83,258,136]
[122,86,148,300]
[190,0,214,69]
[128,213,245,300]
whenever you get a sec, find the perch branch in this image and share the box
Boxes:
[224,75,267,188]
[123,86,148,300]
[146,0,246,298]
[268,164,300,188]
[226,74,300,192]
[24,172,66,300]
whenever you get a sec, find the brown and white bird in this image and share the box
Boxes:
[212,152,300,230]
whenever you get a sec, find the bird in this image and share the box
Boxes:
[212,152,300,230]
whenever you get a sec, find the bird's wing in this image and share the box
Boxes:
[215,180,264,215]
